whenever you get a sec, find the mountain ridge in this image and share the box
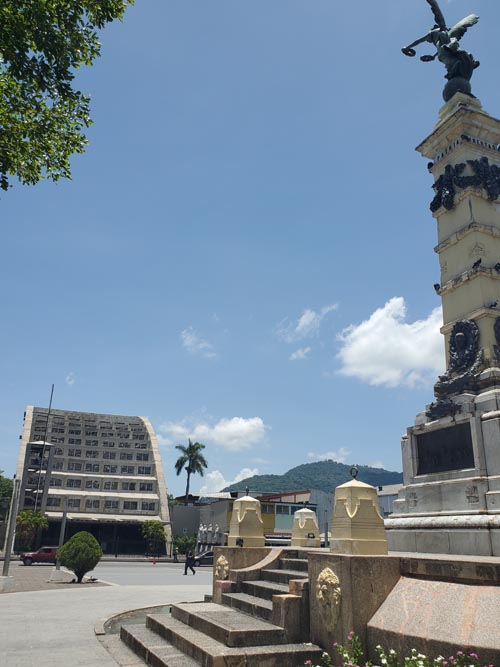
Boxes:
[222,460,403,495]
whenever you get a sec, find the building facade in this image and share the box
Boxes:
[16,406,171,554]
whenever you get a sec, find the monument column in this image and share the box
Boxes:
[387,3,500,557]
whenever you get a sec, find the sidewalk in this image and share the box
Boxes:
[2,561,108,593]
[0,572,211,667]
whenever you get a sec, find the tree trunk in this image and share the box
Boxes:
[184,470,191,506]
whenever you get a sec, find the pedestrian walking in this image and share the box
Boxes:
[184,551,196,575]
[173,547,179,563]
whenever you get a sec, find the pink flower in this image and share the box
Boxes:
[457,651,463,656]
[304,661,312,666]
[332,643,338,648]
[469,653,478,659]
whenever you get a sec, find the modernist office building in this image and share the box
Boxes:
[16,406,171,554]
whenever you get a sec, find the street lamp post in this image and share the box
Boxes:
[324,509,329,549]
[1,477,21,590]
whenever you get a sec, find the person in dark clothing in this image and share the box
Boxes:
[184,551,195,575]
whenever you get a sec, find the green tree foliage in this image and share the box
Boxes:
[15,509,48,550]
[57,531,102,582]
[0,470,13,521]
[174,439,208,505]
[0,0,134,190]
[141,519,166,556]
[173,535,196,555]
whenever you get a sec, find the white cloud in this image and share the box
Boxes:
[289,346,312,361]
[158,416,269,452]
[276,304,337,343]
[198,467,259,494]
[336,297,444,388]
[65,372,75,386]
[307,447,350,464]
[180,326,216,359]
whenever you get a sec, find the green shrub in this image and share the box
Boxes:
[141,520,166,556]
[173,535,196,555]
[57,531,103,583]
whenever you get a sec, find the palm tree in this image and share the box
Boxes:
[174,439,208,505]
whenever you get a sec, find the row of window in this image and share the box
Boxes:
[32,435,149,449]
[49,477,155,492]
[46,497,156,511]
[55,448,150,462]
[51,460,153,475]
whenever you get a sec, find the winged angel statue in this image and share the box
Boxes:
[402,0,479,101]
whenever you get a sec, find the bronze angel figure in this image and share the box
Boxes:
[402,0,479,101]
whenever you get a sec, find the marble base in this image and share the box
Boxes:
[387,388,500,556]
[0,576,14,593]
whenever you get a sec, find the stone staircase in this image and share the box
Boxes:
[120,550,323,667]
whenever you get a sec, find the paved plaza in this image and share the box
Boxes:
[0,561,212,667]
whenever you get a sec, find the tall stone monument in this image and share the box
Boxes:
[386,2,500,556]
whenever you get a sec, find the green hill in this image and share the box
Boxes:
[223,460,402,495]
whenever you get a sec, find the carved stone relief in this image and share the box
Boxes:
[434,319,483,397]
[316,568,341,630]
[215,555,229,581]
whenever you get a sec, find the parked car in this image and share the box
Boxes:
[20,546,58,566]
[193,551,213,567]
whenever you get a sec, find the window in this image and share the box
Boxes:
[52,461,63,470]
[119,442,131,448]
[103,451,116,459]
[276,505,290,515]
[117,433,130,439]
[66,479,82,488]
[34,427,46,432]
[134,442,147,449]
[46,497,61,507]
[85,450,99,458]
[137,466,151,475]
[134,435,145,441]
[136,453,149,461]
[85,480,100,489]
[121,465,134,474]
[68,448,81,457]
[55,448,64,455]
[104,500,119,510]
[68,438,81,445]
[50,478,62,487]
[51,427,65,434]
[100,432,113,437]
[67,462,82,471]
[141,501,156,511]
[85,463,100,473]
[85,440,98,446]
[120,452,133,460]
[85,499,100,509]
[69,429,81,435]
[103,465,117,474]
[50,437,64,444]
[123,501,138,510]
[85,430,97,436]
[122,482,136,491]
[67,498,81,509]
[104,481,118,490]
[103,441,115,448]
[139,482,153,492]
[261,504,274,514]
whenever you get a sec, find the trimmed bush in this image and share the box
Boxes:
[57,531,102,583]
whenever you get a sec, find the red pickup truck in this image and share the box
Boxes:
[20,546,58,566]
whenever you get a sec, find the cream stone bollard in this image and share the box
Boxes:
[330,478,388,555]
[227,494,265,547]
[291,508,321,547]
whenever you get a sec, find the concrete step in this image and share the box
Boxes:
[241,579,290,601]
[145,612,323,667]
[171,602,286,647]
[120,624,200,667]
[279,557,309,572]
[261,568,309,585]
[221,591,274,622]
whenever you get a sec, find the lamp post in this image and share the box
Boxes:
[324,509,329,549]
[2,477,21,579]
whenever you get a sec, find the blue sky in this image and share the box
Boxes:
[2,0,498,496]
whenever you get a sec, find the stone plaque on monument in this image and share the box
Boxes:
[416,423,475,475]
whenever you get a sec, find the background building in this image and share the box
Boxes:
[16,406,171,554]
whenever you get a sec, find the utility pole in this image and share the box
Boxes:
[2,477,21,579]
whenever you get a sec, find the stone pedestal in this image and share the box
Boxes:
[227,495,265,548]
[291,508,321,548]
[387,94,500,556]
[330,480,388,555]
[0,575,14,593]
